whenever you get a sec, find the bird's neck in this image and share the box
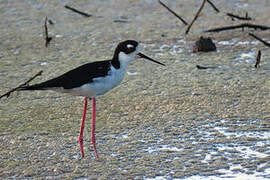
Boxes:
[112,52,133,70]
[111,58,120,69]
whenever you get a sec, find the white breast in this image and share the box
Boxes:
[55,51,134,98]
[62,64,128,97]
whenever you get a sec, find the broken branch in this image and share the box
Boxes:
[44,17,52,48]
[0,71,43,99]
[206,0,220,13]
[204,23,270,33]
[64,5,92,17]
[158,0,188,25]
[186,0,207,34]
[249,33,270,47]
[226,13,252,21]
[255,50,261,68]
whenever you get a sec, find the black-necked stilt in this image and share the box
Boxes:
[17,40,165,158]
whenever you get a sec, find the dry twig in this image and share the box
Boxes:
[204,23,270,33]
[64,5,92,17]
[186,0,207,34]
[255,50,261,68]
[0,71,43,99]
[226,13,252,21]
[249,33,270,47]
[158,0,188,25]
[44,17,52,47]
[206,0,220,13]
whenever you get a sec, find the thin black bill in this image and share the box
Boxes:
[137,53,165,66]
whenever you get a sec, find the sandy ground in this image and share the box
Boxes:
[0,0,270,179]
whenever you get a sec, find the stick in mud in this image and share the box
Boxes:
[44,17,52,48]
[0,71,43,99]
[206,0,220,13]
[185,0,207,34]
[64,5,92,17]
[226,13,252,21]
[113,20,129,23]
[204,23,270,33]
[249,33,270,47]
[196,65,217,69]
[255,50,261,68]
[158,0,188,25]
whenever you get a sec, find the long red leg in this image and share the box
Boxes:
[78,97,88,158]
[92,97,99,158]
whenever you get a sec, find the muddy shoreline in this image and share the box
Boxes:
[0,0,270,179]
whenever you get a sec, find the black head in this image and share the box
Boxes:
[112,40,165,69]
[113,40,138,58]
[111,40,139,69]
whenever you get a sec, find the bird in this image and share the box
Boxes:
[12,40,165,158]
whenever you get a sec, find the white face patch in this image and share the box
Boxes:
[118,43,140,66]
[119,51,136,63]
[127,44,134,48]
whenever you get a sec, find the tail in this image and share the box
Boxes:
[17,84,49,91]
[0,71,54,99]
[0,83,48,99]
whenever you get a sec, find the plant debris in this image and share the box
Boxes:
[44,17,52,48]
[249,33,270,47]
[64,5,92,17]
[48,19,54,25]
[226,12,252,21]
[196,65,217,69]
[206,0,220,13]
[255,50,261,68]
[204,23,270,33]
[113,19,129,23]
[0,71,43,99]
[158,0,188,25]
[186,0,207,34]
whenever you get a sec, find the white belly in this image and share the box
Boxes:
[57,65,127,97]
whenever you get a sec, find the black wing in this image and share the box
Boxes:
[20,60,112,90]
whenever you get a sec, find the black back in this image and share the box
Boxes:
[21,60,112,90]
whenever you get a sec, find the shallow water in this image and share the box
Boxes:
[0,0,270,179]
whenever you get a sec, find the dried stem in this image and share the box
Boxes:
[158,0,188,25]
[185,0,207,34]
[249,33,270,47]
[255,50,261,68]
[0,71,43,99]
[226,13,252,21]
[45,16,52,47]
[204,23,270,33]
[64,5,92,17]
[206,0,219,13]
